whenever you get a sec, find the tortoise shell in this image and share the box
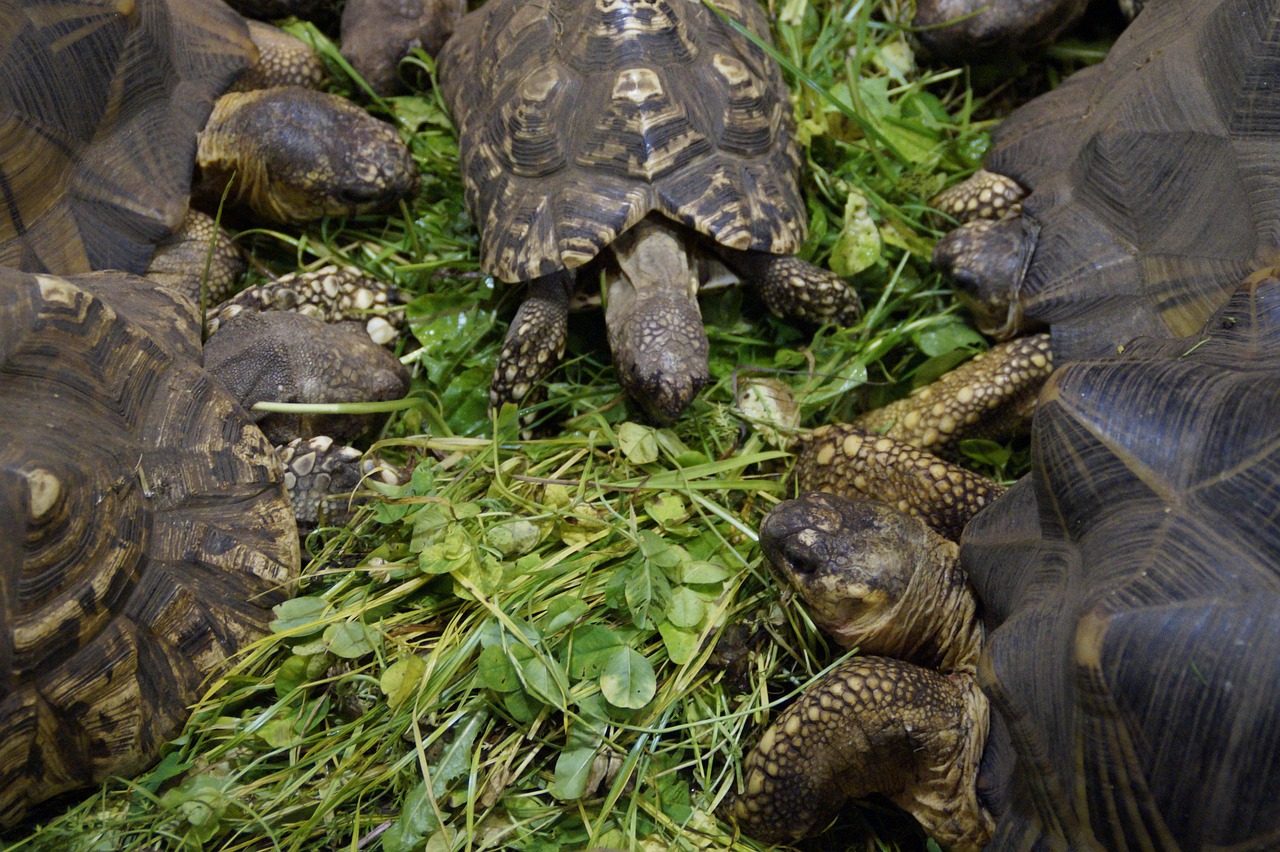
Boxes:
[0,270,299,826]
[437,0,805,283]
[977,0,1280,360]
[960,271,1280,847]
[0,0,252,275]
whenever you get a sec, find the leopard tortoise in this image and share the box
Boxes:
[437,0,862,423]
[0,270,299,827]
[731,271,1280,849]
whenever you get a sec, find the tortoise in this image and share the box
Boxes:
[932,0,1279,364]
[340,0,466,95]
[0,264,412,828]
[729,271,1280,849]
[437,0,862,423]
[910,0,1144,62]
[220,0,466,96]
[0,270,300,827]
[0,0,418,278]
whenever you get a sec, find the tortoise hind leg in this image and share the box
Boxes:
[718,248,862,327]
[490,269,573,414]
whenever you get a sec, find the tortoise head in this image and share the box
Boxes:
[198,87,419,224]
[760,491,982,672]
[933,216,1039,341]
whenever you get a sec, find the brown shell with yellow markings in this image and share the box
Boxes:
[437,0,804,283]
[0,0,252,276]
[0,270,299,827]
[960,271,1280,848]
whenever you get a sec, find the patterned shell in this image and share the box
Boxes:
[983,0,1280,360]
[960,272,1280,848]
[0,271,299,826]
[437,0,804,283]
[0,0,253,275]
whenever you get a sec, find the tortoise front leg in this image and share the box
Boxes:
[730,656,994,851]
[490,269,573,414]
[855,333,1053,459]
[718,248,862,327]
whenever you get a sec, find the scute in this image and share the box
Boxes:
[438,0,805,282]
[0,0,253,276]
[557,0,699,72]
[0,269,299,826]
[978,0,1280,360]
[961,273,1280,848]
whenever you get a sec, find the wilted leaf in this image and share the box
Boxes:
[381,656,427,708]
[617,422,659,464]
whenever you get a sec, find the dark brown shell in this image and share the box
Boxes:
[0,270,299,826]
[0,0,252,275]
[437,0,804,283]
[960,272,1280,848]
[983,0,1280,360]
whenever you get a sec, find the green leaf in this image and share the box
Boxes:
[381,780,438,852]
[913,321,987,358]
[617,421,659,464]
[518,654,564,705]
[637,529,684,571]
[159,775,235,847]
[542,598,589,635]
[257,718,300,749]
[418,525,477,576]
[477,644,522,693]
[323,621,378,659]
[829,191,881,277]
[485,519,542,557]
[549,747,597,801]
[565,625,625,679]
[959,438,1012,469]
[599,647,656,709]
[667,586,706,628]
[269,597,331,636]
[432,710,487,797]
[381,656,426,708]
[678,560,731,585]
[503,688,538,723]
[274,654,310,697]
[453,553,505,599]
[134,751,193,795]
[623,555,671,630]
[644,492,688,527]
[658,622,700,665]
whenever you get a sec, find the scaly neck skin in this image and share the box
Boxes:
[822,529,984,674]
[604,215,709,421]
[196,94,271,216]
[762,492,984,672]
[609,217,698,305]
[749,491,995,848]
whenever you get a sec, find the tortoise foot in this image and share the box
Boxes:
[489,271,572,414]
[723,249,862,327]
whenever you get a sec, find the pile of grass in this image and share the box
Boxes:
[5,2,1114,850]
